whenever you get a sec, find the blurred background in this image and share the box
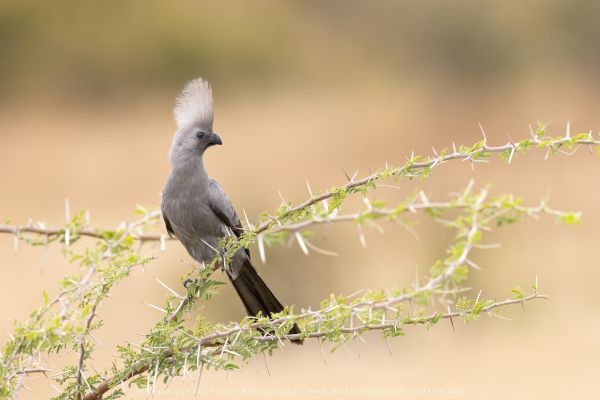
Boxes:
[1,0,600,398]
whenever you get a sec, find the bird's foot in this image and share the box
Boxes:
[183,278,199,289]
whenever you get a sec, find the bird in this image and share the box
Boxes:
[161,77,302,344]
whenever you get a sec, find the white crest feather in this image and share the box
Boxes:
[173,78,213,129]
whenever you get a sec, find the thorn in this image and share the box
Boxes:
[242,209,253,230]
[159,236,166,251]
[257,235,266,264]
[146,360,151,397]
[471,243,502,250]
[194,362,204,397]
[219,337,229,358]
[64,229,70,248]
[195,343,202,368]
[277,189,287,204]
[385,337,393,356]
[200,239,220,255]
[306,180,314,197]
[321,199,329,214]
[154,277,185,299]
[141,301,167,314]
[362,196,372,210]
[448,306,455,331]
[80,371,93,394]
[357,225,367,248]
[465,258,481,271]
[294,232,309,255]
[566,120,571,138]
[343,168,351,182]
[319,339,327,365]
[478,122,487,143]
[231,327,243,346]
[508,146,516,164]
[262,352,271,375]
[418,190,429,205]
[463,179,474,198]
[182,354,189,381]
[304,239,339,257]
[367,220,384,234]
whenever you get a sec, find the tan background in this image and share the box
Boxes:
[1,1,599,399]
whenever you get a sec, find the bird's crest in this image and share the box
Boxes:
[173,78,213,129]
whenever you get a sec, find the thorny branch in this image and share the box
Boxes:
[80,291,547,400]
[189,292,548,345]
[0,211,167,243]
[249,125,600,236]
[76,305,97,400]
[74,183,559,400]
[0,124,595,246]
[0,126,598,400]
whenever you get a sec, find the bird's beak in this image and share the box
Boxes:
[208,132,222,146]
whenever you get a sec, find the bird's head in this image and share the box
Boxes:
[169,78,222,164]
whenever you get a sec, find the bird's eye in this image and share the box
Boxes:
[196,131,205,139]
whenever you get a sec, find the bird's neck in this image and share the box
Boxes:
[171,153,210,186]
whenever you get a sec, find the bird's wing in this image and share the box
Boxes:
[208,179,248,253]
[161,206,176,238]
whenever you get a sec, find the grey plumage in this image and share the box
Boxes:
[161,78,301,343]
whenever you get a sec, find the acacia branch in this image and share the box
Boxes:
[82,292,547,400]
[221,292,548,344]
[0,210,169,243]
[1,128,596,400]
[251,128,600,235]
[1,128,595,247]
[76,305,97,400]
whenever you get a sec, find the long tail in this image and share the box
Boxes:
[230,260,303,345]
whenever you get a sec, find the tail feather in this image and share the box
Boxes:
[230,260,303,344]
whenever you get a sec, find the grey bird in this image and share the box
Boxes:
[161,78,302,344]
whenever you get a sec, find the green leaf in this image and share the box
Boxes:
[511,287,525,299]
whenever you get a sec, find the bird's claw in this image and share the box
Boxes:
[183,278,199,289]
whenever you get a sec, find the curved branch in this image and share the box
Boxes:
[252,129,600,235]
[82,292,547,400]
[1,129,596,245]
